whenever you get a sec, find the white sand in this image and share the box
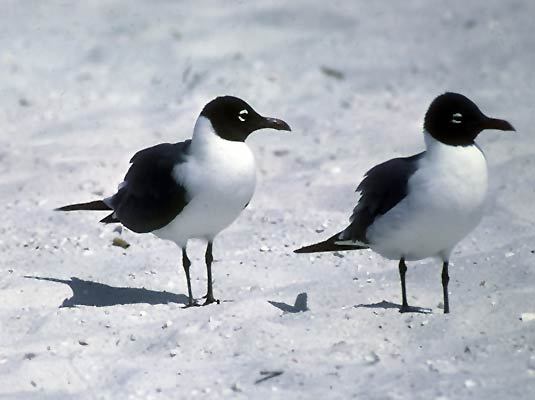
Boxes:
[1,1,534,398]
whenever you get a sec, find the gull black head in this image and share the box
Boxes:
[424,92,515,146]
[200,96,291,142]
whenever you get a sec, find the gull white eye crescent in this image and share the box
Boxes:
[451,112,462,124]
[238,109,248,122]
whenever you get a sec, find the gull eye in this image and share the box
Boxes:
[451,112,462,124]
[238,109,248,122]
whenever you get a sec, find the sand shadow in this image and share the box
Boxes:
[26,276,189,308]
[355,300,432,314]
[268,292,309,313]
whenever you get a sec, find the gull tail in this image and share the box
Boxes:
[294,232,369,254]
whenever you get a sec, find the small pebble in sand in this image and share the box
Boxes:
[162,320,173,329]
[112,237,130,249]
[464,379,477,388]
[364,351,380,365]
[231,382,243,392]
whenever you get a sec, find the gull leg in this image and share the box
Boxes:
[398,258,410,312]
[441,261,450,314]
[182,248,198,307]
[203,242,220,305]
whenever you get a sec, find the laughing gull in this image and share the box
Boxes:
[295,92,515,313]
[57,96,291,306]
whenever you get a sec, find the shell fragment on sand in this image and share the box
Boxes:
[520,313,535,321]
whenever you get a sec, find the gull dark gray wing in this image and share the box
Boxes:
[339,152,424,244]
[103,140,192,233]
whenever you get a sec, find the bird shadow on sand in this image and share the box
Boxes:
[25,276,189,308]
[355,300,432,314]
[268,292,309,313]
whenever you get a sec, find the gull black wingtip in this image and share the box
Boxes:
[55,200,111,212]
[262,117,292,132]
[294,233,369,254]
[484,118,515,132]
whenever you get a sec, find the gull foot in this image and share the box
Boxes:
[399,305,432,314]
[203,296,220,306]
